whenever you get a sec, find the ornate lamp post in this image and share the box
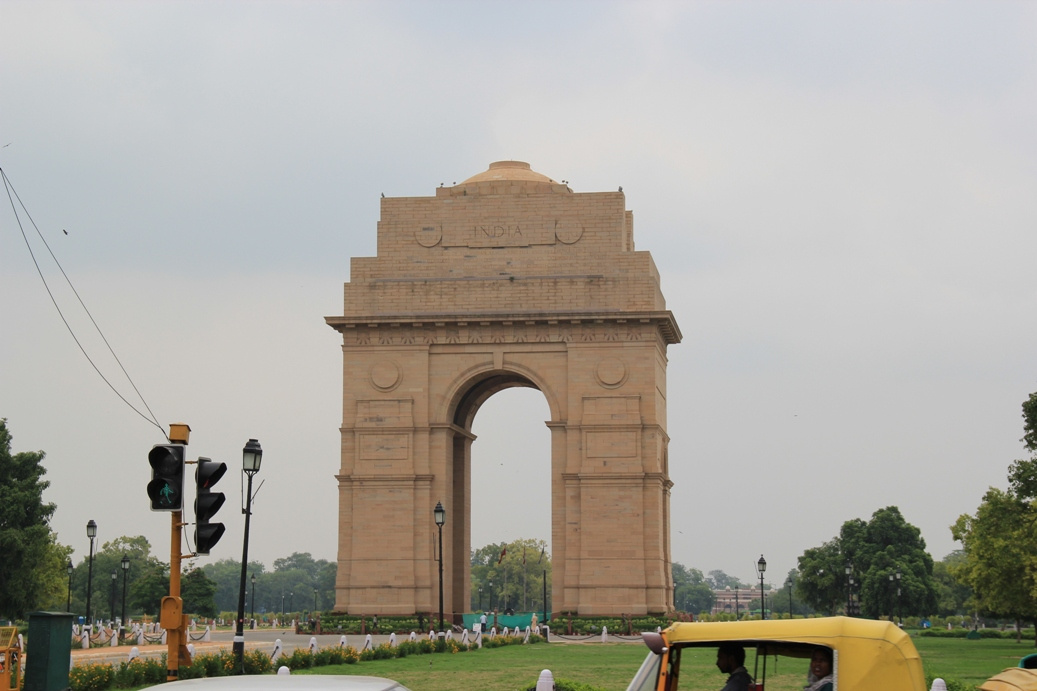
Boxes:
[250,574,256,623]
[234,438,263,674]
[85,520,97,633]
[120,555,129,641]
[66,559,74,612]
[786,577,793,619]
[756,555,767,619]
[434,501,446,632]
[313,588,318,613]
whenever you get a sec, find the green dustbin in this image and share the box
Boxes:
[25,611,74,691]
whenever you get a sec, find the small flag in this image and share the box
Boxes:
[498,546,507,564]
[538,546,545,563]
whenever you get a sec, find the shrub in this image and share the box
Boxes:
[525,679,607,691]
[69,663,115,691]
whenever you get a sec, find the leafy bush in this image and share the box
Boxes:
[69,663,115,691]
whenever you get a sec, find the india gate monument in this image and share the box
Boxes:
[325,161,681,619]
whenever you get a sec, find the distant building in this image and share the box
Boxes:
[712,586,776,617]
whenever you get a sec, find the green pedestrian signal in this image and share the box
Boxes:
[147,444,185,511]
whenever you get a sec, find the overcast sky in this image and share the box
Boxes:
[1,1,1035,589]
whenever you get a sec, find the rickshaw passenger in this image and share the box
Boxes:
[716,642,751,691]
[804,647,834,691]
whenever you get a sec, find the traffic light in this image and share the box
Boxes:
[148,444,185,511]
[194,456,227,554]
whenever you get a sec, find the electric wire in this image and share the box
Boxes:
[1,166,168,439]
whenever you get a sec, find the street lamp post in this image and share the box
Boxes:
[756,555,767,620]
[120,555,129,642]
[478,588,482,612]
[250,574,256,624]
[234,439,263,674]
[109,571,117,626]
[488,580,494,612]
[434,501,446,632]
[66,560,74,613]
[844,561,853,616]
[786,577,793,619]
[735,589,739,620]
[313,588,318,613]
[896,567,902,625]
[289,592,294,616]
[85,520,97,634]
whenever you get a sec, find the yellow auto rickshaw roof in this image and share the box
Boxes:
[980,668,1037,691]
[661,617,926,691]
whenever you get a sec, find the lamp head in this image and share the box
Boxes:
[86,519,97,539]
[67,559,74,575]
[121,555,129,571]
[434,501,446,527]
[757,554,767,574]
[251,573,256,585]
[111,570,117,580]
[242,438,263,473]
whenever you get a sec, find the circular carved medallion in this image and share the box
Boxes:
[554,220,583,245]
[415,225,443,247]
[596,358,627,388]
[370,361,401,391]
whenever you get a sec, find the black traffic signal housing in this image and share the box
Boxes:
[194,457,227,554]
[148,444,186,511]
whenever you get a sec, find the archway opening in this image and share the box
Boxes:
[469,386,551,614]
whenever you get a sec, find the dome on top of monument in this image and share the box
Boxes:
[461,160,558,185]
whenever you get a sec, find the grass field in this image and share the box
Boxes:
[293,634,1037,691]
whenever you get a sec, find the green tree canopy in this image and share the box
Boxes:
[470,539,550,614]
[673,562,715,614]
[952,391,1037,644]
[0,418,71,619]
[181,568,218,618]
[797,506,937,618]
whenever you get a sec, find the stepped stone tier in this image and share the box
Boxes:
[326,161,681,618]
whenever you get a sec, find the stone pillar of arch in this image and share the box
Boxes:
[326,161,681,619]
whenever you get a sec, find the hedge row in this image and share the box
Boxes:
[67,634,539,691]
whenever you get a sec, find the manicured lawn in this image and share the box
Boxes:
[291,633,1037,690]
[913,635,1036,687]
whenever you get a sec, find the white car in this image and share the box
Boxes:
[144,675,412,691]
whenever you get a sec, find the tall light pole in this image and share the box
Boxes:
[109,571,117,625]
[786,577,793,619]
[888,570,895,621]
[85,520,97,633]
[120,555,129,642]
[844,561,853,616]
[66,559,74,613]
[234,438,263,674]
[250,574,256,623]
[434,501,446,632]
[896,566,902,625]
[756,555,767,619]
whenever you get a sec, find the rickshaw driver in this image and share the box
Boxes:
[716,642,752,691]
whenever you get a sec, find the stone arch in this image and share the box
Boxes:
[326,161,681,620]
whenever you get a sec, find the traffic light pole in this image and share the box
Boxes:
[157,424,192,682]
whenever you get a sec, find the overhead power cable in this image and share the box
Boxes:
[1,166,167,439]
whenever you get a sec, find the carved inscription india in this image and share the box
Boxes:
[414,219,583,248]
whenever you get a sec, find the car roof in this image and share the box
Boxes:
[146,675,411,691]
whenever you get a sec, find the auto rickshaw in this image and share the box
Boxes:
[625,617,927,691]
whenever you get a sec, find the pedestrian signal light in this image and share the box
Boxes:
[147,444,185,511]
[194,456,227,554]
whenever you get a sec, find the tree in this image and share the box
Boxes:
[181,568,218,618]
[953,392,1037,644]
[0,419,71,619]
[470,539,550,613]
[673,563,715,614]
[797,507,937,618]
[933,551,971,617]
[707,570,744,590]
